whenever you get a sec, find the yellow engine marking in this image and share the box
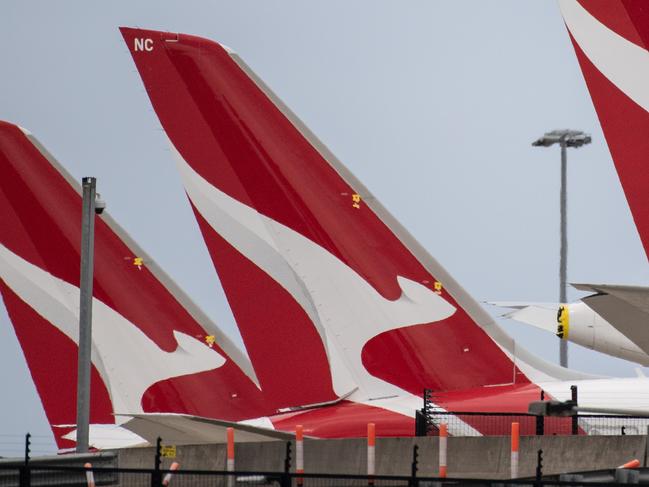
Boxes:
[556,304,569,339]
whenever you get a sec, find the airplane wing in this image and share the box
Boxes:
[117,413,294,444]
[573,283,649,355]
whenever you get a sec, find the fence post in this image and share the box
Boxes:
[645,425,649,467]
[415,410,427,436]
[227,427,235,487]
[284,441,292,473]
[282,441,292,487]
[367,423,375,486]
[535,449,543,485]
[296,425,304,487]
[571,385,578,435]
[423,389,433,431]
[151,437,162,487]
[535,414,544,436]
[511,422,519,479]
[536,390,545,436]
[19,433,30,487]
[439,423,447,479]
[410,444,419,487]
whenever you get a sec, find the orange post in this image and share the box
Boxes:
[162,462,180,486]
[227,427,235,487]
[227,427,235,467]
[84,462,95,487]
[618,459,641,469]
[367,423,376,485]
[511,422,520,479]
[439,423,448,478]
[296,425,304,486]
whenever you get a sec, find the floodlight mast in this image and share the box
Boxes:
[532,130,591,368]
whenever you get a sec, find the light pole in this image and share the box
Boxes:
[76,177,105,452]
[532,130,591,368]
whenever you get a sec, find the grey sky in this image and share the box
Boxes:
[1,1,647,455]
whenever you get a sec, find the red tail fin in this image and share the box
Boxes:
[560,0,649,260]
[121,28,571,408]
[0,121,269,448]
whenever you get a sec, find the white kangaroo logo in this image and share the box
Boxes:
[0,244,226,418]
[174,146,456,402]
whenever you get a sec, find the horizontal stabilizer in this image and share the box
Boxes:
[117,413,295,445]
[61,424,147,450]
[572,283,649,356]
[487,302,558,311]
[491,303,559,334]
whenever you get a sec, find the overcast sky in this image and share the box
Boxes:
[2,1,648,455]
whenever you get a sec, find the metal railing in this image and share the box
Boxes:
[0,464,646,487]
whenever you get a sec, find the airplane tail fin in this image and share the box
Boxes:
[559,0,649,260]
[0,121,268,449]
[121,28,589,412]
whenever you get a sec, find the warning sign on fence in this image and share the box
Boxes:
[161,445,177,458]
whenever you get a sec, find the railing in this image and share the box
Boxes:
[0,464,644,487]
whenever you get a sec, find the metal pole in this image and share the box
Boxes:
[559,143,568,368]
[21,433,31,487]
[152,437,162,487]
[570,385,578,435]
[76,177,96,453]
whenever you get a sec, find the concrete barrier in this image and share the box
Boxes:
[114,435,649,479]
[0,452,116,469]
